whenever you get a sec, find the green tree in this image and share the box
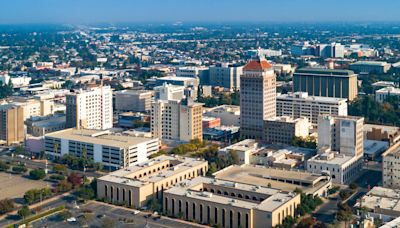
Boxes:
[0,161,10,172]
[29,169,46,180]
[76,185,95,200]
[12,165,27,174]
[17,206,31,219]
[208,162,218,175]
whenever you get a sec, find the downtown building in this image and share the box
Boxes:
[276,92,348,125]
[151,97,203,142]
[240,57,276,140]
[0,104,24,146]
[293,68,358,101]
[44,128,159,170]
[66,86,113,130]
[307,115,364,184]
[209,63,243,91]
[114,90,153,113]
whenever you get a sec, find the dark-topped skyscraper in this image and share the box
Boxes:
[240,57,276,140]
[293,68,358,101]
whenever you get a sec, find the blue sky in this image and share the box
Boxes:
[0,0,399,24]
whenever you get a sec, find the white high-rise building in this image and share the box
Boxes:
[154,83,185,101]
[66,86,113,130]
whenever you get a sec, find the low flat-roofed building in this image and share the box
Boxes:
[306,151,363,184]
[97,155,208,208]
[219,139,315,169]
[350,61,391,74]
[213,165,331,197]
[203,105,240,126]
[164,175,300,228]
[376,87,400,103]
[26,114,66,137]
[364,139,389,160]
[356,187,400,219]
[364,124,400,145]
[44,128,160,169]
[263,116,310,145]
[379,216,400,228]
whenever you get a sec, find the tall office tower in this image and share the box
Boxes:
[209,63,243,91]
[66,86,113,130]
[151,98,203,142]
[240,57,276,140]
[0,104,24,145]
[154,83,185,101]
[293,68,358,101]
[317,115,364,157]
[316,43,345,58]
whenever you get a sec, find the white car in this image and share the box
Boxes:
[67,217,77,222]
[132,210,140,215]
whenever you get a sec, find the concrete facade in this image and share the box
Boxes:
[276,92,348,125]
[0,104,24,145]
[115,90,153,112]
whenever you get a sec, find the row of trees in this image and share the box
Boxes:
[349,95,400,126]
[197,90,240,108]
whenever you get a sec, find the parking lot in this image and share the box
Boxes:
[0,172,51,201]
[31,201,208,228]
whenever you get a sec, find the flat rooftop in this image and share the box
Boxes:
[295,68,356,76]
[307,153,360,166]
[165,176,297,212]
[277,92,347,103]
[213,165,329,192]
[45,128,156,148]
[356,187,400,213]
[364,124,400,134]
[98,155,207,188]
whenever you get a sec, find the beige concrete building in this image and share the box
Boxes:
[214,165,331,198]
[356,186,400,219]
[209,63,243,91]
[4,97,55,120]
[276,92,348,125]
[364,124,400,146]
[164,176,300,228]
[151,98,203,142]
[115,90,153,113]
[97,155,208,208]
[0,104,24,145]
[240,57,276,140]
[66,86,113,130]
[382,142,400,188]
[307,115,364,184]
[317,115,364,157]
[263,116,310,145]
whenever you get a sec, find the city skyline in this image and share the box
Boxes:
[1,0,400,24]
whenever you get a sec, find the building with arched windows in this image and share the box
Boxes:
[164,176,300,228]
[97,155,208,208]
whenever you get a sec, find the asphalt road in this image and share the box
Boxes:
[31,201,208,228]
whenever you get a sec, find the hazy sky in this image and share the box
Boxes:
[1,0,399,24]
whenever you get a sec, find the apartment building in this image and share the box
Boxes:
[263,116,310,145]
[209,63,243,91]
[240,57,276,140]
[151,98,203,142]
[44,128,159,170]
[293,68,358,101]
[66,86,113,130]
[114,90,153,113]
[277,92,348,125]
[0,104,24,145]
[97,155,208,208]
